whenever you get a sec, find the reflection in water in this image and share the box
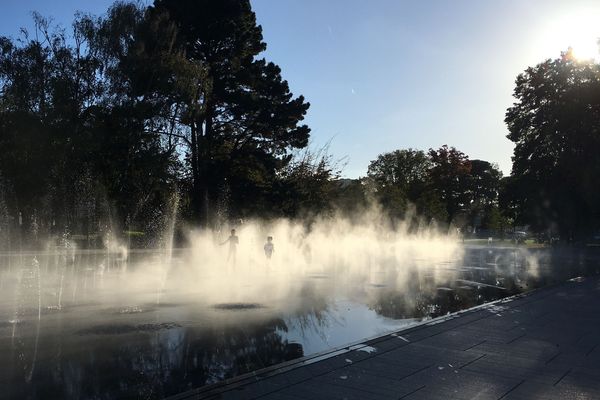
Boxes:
[0,245,599,399]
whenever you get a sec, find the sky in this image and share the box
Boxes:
[2,0,600,177]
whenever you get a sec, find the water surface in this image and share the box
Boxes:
[0,245,597,399]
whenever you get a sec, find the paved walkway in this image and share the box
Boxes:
[170,276,600,400]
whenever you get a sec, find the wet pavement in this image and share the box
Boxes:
[169,275,600,400]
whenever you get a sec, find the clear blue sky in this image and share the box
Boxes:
[2,0,600,177]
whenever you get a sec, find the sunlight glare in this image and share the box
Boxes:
[537,9,600,62]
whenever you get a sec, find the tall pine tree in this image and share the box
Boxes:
[152,0,311,226]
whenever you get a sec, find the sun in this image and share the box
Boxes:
[539,9,600,62]
[568,29,600,62]
[571,45,599,62]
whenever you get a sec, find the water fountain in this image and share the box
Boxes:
[156,193,179,306]
[0,206,598,399]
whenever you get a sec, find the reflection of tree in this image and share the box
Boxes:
[284,282,338,344]
[9,246,600,399]
[9,316,303,400]
[368,247,565,321]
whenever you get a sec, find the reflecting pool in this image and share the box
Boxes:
[0,244,598,399]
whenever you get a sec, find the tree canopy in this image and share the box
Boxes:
[0,0,315,247]
[151,0,311,226]
[4,2,596,248]
[366,146,502,230]
[505,50,600,238]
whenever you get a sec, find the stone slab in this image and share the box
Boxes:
[169,276,600,400]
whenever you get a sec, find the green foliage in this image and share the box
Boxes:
[0,4,184,244]
[151,0,311,226]
[427,145,472,223]
[330,179,369,218]
[498,176,523,229]
[0,0,316,246]
[480,205,504,231]
[413,188,448,224]
[367,149,435,220]
[367,149,431,194]
[468,160,502,207]
[11,0,597,247]
[366,146,502,230]
[271,148,340,219]
[505,50,600,238]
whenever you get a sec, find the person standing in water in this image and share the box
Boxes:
[221,229,239,264]
[264,236,274,259]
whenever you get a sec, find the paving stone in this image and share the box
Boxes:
[260,392,310,400]
[344,357,427,381]
[466,337,561,363]
[314,368,422,398]
[300,351,372,378]
[364,336,409,352]
[502,380,600,400]
[417,329,489,351]
[559,373,600,391]
[216,380,284,400]
[169,276,600,400]
[377,343,485,369]
[401,367,521,400]
[570,365,600,380]
[267,367,314,386]
[461,353,569,384]
[254,392,303,400]
[451,324,526,344]
[272,378,392,400]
